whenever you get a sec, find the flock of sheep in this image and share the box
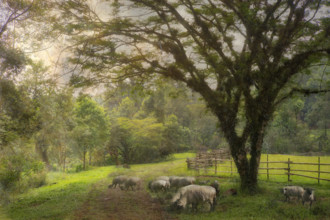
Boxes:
[108,175,219,211]
[108,175,316,212]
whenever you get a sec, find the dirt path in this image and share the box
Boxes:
[73,185,177,220]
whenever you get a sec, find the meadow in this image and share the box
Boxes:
[0,153,329,220]
[195,154,330,184]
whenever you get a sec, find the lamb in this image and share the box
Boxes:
[121,176,142,191]
[170,176,196,189]
[148,179,170,192]
[170,184,217,212]
[282,186,316,208]
[108,175,128,189]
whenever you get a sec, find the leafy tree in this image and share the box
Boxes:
[108,116,166,164]
[73,95,110,169]
[162,114,192,154]
[54,0,330,191]
[0,0,52,78]
[117,97,138,118]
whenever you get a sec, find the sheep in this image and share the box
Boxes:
[170,184,217,212]
[120,176,142,191]
[170,176,195,189]
[108,175,128,189]
[282,186,316,207]
[302,188,316,208]
[148,179,170,192]
[156,176,170,182]
[282,186,305,202]
[169,176,179,184]
[210,180,220,196]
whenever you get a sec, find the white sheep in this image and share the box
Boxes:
[282,186,304,202]
[282,186,315,207]
[171,184,217,212]
[121,176,142,191]
[148,179,170,192]
[170,176,195,189]
[108,175,128,189]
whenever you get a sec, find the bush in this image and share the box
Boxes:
[0,155,25,191]
[0,169,21,190]
[75,164,84,172]
[26,172,47,188]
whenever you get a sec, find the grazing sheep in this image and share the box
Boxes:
[302,188,315,208]
[282,186,315,207]
[282,186,305,202]
[148,179,170,192]
[171,184,217,212]
[108,175,128,189]
[170,176,195,189]
[121,176,142,191]
[169,176,179,184]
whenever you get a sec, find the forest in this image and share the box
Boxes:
[0,0,329,218]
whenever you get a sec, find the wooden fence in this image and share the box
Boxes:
[186,155,330,183]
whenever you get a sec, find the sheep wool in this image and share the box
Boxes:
[122,177,142,191]
[282,186,315,208]
[282,186,305,201]
[149,179,169,192]
[108,175,128,188]
[171,184,217,212]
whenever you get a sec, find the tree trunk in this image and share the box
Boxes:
[222,118,268,192]
[63,153,66,172]
[35,139,51,170]
[83,149,86,170]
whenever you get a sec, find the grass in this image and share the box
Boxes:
[1,153,330,220]
[197,154,330,185]
[4,166,116,220]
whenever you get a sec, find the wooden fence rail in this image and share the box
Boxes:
[186,155,330,183]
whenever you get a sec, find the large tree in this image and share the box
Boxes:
[53,0,329,191]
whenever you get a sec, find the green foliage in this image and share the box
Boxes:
[72,95,110,168]
[109,116,164,163]
[51,0,330,191]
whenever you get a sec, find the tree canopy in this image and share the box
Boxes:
[51,0,330,191]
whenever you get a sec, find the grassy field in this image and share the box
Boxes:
[195,154,330,184]
[1,153,330,220]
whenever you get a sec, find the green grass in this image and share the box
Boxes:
[5,166,116,220]
[198,154,330,185]
[1,153,330,220]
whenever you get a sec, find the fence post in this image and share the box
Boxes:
[267,154,269,181]
[287,158,291,182]
[318,157,320,184]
